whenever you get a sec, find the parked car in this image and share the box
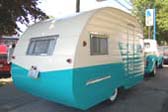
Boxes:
[144,39,163,76]
[0,45,11,78]
[163,46,168,64]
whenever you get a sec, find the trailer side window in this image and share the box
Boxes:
[90,34,108,55]
[27,35,58,56]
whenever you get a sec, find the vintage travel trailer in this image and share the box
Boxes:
[11,7,144,110]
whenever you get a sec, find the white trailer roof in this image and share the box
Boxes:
[23,7,140,40]
[13,7,143,71]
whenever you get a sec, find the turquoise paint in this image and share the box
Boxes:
[73,63,125,109]
[145,55,157,74]
[145,55,163,74]
[11,64,76,106]
[11,62,143,110]
[157,56,163,66]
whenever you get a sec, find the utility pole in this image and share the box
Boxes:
[148,26,151,39]
[153,8,156,40]
[76,0,80,13]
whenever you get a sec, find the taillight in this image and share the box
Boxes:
[66,58,72,64]
[31,66,37,70]
[12,56,15,59]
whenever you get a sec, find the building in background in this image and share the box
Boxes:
[0,36,19,46]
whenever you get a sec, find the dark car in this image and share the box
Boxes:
[163,53,168,64]
[163,46,168,64]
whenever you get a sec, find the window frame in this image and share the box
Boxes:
[90,33,109,55]
[26,35,59,56]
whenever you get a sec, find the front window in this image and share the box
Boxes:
[144,42,150,49]
[90,34,108,55]
[27,35,58,56]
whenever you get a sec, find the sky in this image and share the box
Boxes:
[19,0,132,33]
[38,0,132,18]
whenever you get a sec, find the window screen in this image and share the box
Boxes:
[27,35,58,56]
[90,34,108,55]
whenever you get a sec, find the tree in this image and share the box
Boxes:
[132,0,168,45]
[0,0,48,36]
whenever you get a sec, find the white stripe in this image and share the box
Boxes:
[86,75,111,86]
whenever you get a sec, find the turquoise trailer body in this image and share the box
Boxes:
[12,62,143,109]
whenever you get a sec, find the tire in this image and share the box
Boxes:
[159,60,163,68]
[151,65,156,77]
[109,88,118,102]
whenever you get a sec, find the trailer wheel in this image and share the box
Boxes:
[151,65,156,77]
[109,88,118,102]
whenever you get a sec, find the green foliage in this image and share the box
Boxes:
[0,0,48,36]
[132,0,168,45]
[157,0,168,31]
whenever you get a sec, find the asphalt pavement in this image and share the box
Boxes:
[0,65,168,112]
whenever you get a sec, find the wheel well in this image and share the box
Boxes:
[118,86,125,92]
[155,61,158,66]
